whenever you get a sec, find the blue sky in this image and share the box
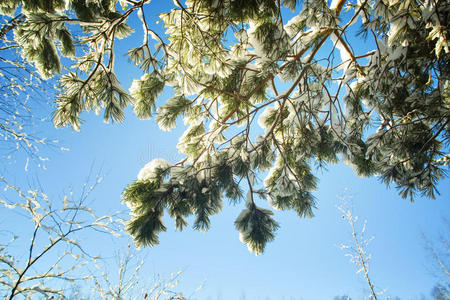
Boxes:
[1,1,449,299]
[17,109,448,299]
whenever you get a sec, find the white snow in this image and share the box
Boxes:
[257,106,277,129]
[284,14,303,37]
[238,231,247,244]
[263,155,282,187]
[388,46,405,62]
[137,158,171,181]
[267,196,280,211]
[330,32,352,71]
[329,0,340,10]
[248,21,265,59]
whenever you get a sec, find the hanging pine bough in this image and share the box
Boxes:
[4,0,449,254]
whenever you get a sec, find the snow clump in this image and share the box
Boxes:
[137,158,171,181]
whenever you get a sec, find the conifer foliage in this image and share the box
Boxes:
[3,0,449,254]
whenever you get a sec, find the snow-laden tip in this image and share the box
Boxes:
[137,158,171,181]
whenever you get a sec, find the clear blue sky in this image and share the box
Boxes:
[20,110,448,299]
[2,1,449,299]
